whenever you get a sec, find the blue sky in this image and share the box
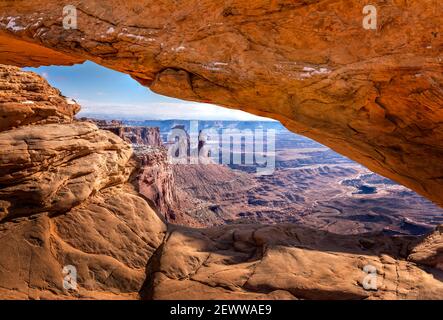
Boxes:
[25,61,271,121]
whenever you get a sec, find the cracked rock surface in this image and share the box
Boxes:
[144,224,443,300]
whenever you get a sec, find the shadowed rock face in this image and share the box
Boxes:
[89,120,163,147]
[0,0,442,206]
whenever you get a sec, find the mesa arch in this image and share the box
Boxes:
[0,0,442,206]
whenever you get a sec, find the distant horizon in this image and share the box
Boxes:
[77,113,279,122]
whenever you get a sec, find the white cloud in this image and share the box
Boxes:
[76,100,273,121]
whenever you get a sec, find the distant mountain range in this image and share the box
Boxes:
[120,119,285,133]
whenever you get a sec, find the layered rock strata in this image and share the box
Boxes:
[87,118,180,222]
[0,64,80,131]
[86,119,163,147]
[135,145,179,223]
[145,224,443,300]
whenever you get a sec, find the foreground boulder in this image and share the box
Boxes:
[146,224,443,300]
[0,121,133,220]
[0,184,167,299]
[0,1,442,206]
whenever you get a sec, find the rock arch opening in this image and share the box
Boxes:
[21,61,443,235]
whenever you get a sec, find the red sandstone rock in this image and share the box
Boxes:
[146,224,443,300]
[408,225,443,271]
[0,184,166,300]
[135,146,179,222]
[0,64,80,131]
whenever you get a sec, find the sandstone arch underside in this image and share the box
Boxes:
[0,0,442,206]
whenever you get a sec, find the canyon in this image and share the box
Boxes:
[0,0,442,300]
[92,119,443,235]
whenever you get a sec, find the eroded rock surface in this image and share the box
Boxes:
[0,184,166,300]
[0,64,80,131]
[135,146,181,223]
[408,225,443,271]
[146,224,443,300]
[0,0,442,206]
[85,119,163,147]
[0,122,133,220]
[0,65,133,220]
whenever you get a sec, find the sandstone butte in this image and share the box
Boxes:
[0,0,442,300]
